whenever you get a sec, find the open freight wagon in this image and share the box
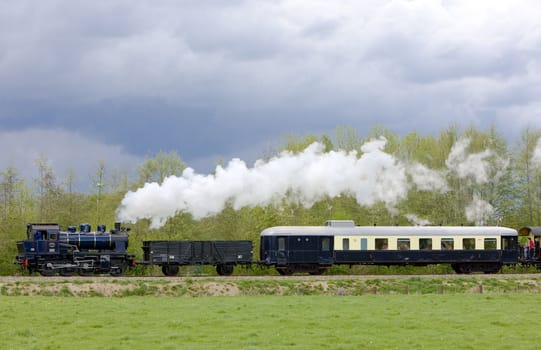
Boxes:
[142,240,253,276]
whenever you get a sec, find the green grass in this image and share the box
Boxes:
[0,294,538,349]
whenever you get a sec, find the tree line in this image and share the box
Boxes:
[2,125,541,274]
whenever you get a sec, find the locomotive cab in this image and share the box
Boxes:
[27,223,60,240]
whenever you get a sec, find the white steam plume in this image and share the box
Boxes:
[465,195,495,226]
[117,136,508,228]
[445,138,509,224]
[117,137,448,228]
[405,214,431,226]
[445,138,508,184]
[532,138,541,168]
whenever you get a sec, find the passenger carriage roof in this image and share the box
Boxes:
[260,226,518,237]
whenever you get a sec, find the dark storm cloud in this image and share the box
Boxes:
[1,1,541,186]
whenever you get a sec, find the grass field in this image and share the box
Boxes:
[0,294,537,350]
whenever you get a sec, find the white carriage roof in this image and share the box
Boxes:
[260,225,518,237]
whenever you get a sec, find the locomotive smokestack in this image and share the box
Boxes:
[112,222,121,233]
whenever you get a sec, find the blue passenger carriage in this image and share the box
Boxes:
[260,220,519,275]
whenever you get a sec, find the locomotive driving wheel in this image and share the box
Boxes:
[59,268,76,276]
[110,265,125,276]
[38,265,56,276]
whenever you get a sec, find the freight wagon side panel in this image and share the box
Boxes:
[142,240,253,266]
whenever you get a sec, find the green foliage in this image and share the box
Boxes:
[137,150,186,185]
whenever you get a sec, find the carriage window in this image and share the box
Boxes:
[375,238,388,250]
[463,238,475,250]
[342,238,350,251]
[322,238,330,251]
[397,238,410,251]
[419,238,432,250]
[278,238,286,251]
[441,238,454,250]
[484,238,497,250]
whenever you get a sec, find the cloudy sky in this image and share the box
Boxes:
[1,0,540,190]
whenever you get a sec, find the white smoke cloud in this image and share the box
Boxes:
[532,138,541,168]
[117,136,508,228]
[465,195,495,226]
[118,137,442,228]
[445,137,509,184]
[405,214,431,226]
[407,163,448,192]
[445,137,510,224]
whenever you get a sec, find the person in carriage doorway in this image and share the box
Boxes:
[528,238,535,259]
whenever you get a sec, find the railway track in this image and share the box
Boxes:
[1,273,540,283]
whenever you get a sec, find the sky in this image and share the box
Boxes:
[1,0,540,191]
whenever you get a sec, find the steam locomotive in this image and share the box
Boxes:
[16,223,135,276]
[15,220,541,276]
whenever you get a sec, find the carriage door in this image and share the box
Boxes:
[319,237,333,265]
[361,238,368,251]
[501,236,519,263]
[277,237,288,265]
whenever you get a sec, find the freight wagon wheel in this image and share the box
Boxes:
[216,264,234,276]
[309,268,325,275]
[162,265,179,276]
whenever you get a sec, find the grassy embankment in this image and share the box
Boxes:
[2,275,541,296]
